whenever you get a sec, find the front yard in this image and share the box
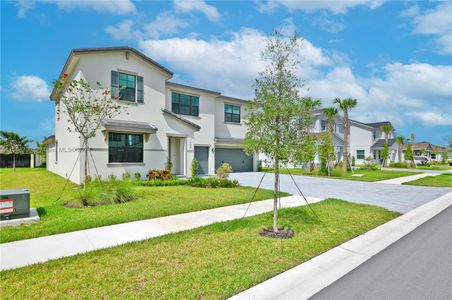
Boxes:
[261,167,417,182]
[0,199,399,299]
[0,168,279,243]
[403,173,452,187]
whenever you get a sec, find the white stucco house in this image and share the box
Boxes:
[46,46,257,184]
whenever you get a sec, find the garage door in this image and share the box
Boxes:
[194,146,209,174]
[215,148,253,172]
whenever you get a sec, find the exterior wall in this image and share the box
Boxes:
[349,124,374,164]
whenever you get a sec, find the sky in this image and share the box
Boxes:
[1,0,451,146]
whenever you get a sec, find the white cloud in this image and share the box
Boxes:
[105,20,137,40]
[256,0,384,14]
[16,0,135,18]
[10,75,51,102]
[402,2,452,54]
[313,15,345,33]
[144,12,189,39]
[174,0,220,22]
[406,111,452,126]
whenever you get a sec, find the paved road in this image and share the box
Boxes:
[230,172,451,213]
[310,206,452,300]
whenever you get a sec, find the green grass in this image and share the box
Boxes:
[416,165,452,171]
[261,167,417,182]
[0,168,281,243]
[0,199,399,299]
[403,173,452,187]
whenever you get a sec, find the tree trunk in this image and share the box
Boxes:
[13,154,16,172]
[273,158,279,233]
[342,113,348,174]
[84,138,88,190]
[398,145,402,162]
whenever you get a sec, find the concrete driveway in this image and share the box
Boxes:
[230,172,451,213]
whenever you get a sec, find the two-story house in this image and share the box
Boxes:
[46,47,257,184]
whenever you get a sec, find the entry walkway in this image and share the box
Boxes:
[378,172,440,184]
[0,195,322,271]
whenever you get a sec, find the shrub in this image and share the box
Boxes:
[68,179,136,207]
[146,169,172,180]
[191,159,199,178]
[216,163,233,179]
[188,177,239,188]
[108,173,117,181]
[166,161,173,171]
[122,172,131,181]
[389,162,409,168]
[134,172,141,180]
[134,178,188,187]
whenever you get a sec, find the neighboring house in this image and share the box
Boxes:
[0,145,44,168]
[409,142,434,159]
[47,46,257,184]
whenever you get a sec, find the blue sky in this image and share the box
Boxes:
[1,0,451,146]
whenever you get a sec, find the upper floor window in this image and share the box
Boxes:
[108,133,143,163]
[111,70,144,103]
[171,92,199,116]
[225,104,241,123]
[320,120,327,131]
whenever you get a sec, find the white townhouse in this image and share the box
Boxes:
[46,46,257,184]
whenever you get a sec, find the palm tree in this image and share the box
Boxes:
[323,107,338,173]
[333,97,358,174]
[381,123,393,166]
[0,131,31,171]
[396,136,405,162]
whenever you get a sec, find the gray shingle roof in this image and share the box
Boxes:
[366,121,393,129]
[372,138,396,148]
[162,109,201,131]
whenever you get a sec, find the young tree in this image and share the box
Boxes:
[318,133,335,175]
[396,136,405,162]
[53,73,126,186]
[323,107,338,173]
[405,143,415,167]
[333,97,358,174]
[381,142,389,166]
[0,131,30,171]
[244,32,303,233]
[380,123,393,166]
[293,97,321,172]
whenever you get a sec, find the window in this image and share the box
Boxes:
[108,133,143,163]
[320,120,327,131]
[224,104,241,123]
[171,92,199,116]
[356,150,365,160]
[119,72,136,102]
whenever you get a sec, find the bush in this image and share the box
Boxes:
[191,159,199,178]
[122,172,131,181]
[108,173,117,181]
[68,179,136,207]
[216,163,233,179]
[134,172,141,180]
[134,178,188,187]
[389,162,409,168]
[188,177,239,188]
[146,169,172,180]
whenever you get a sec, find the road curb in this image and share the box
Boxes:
[229,191,452,300]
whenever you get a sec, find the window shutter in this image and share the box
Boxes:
[111,70,119,99]
[137,76,144,103]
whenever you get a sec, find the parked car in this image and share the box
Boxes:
[414,156,429,165]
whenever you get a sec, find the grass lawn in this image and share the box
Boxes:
[0,168,280,243]
[403,173,452,187]
[416,165,452,171]
[261,167,416,182]
[0,199,399,299]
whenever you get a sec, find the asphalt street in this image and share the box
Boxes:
[310,206,452,300]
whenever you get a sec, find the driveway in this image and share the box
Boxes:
[230,172,451,213]
[311,205,452,300]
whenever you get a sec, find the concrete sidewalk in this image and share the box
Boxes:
[229,191,452,300]
[378,172,440,184]
[0,195,322,271]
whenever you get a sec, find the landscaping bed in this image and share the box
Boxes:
[261,167,416,182]
[0,199,399,299]
[0,168,279,243]
[403,173,452,187]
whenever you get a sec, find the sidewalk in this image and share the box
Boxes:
[0,195,322,271]
[229,191,452,300]
[378,172,440,184]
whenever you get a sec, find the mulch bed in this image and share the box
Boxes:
[259,227,294,239]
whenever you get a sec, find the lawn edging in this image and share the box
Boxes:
[230,191,452,300]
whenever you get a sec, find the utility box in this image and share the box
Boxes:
[0,189,30,220]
